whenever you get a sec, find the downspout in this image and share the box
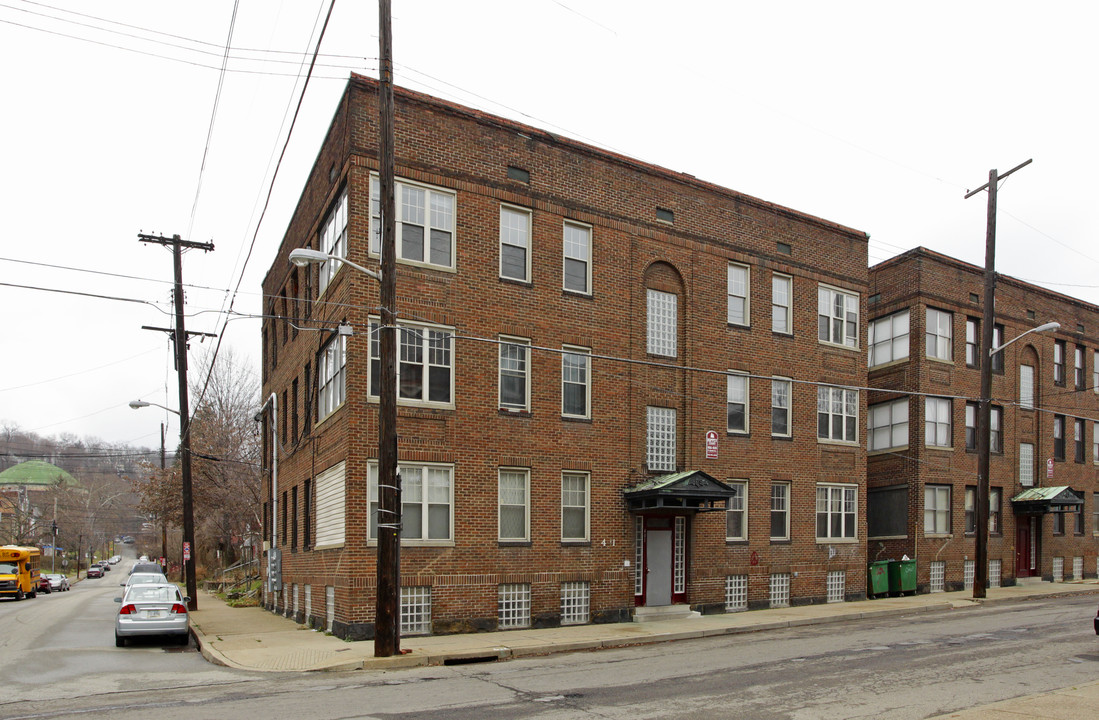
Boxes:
[256,393,278,602]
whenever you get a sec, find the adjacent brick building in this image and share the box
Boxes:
[260,74,870,639]
[867,248,1099,592]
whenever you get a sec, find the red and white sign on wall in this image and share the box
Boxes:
[1047,458,1055,479]
[705,430,719,459]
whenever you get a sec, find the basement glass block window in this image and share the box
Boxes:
[963,560,974,590]
[498,583,531,628]
[769,573,790,608]
[1073,556,1083,580]
[989,560,1001,588]
[560,581,590,625]
[401,586,432,635]
[929,561,945,593]
[725,575,748,612]
[1053,556,1064,582]
[827,570,845,603]
[326,586,335,633]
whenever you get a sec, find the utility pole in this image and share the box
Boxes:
[160,423,168,564]
[965,159,1031,599]
[374,0,401,658]
[138,232,215,610]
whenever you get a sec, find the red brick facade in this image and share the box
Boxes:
[868,248,1099,592]
[260,74,870,639]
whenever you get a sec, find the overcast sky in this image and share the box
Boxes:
[1,1,1097,453]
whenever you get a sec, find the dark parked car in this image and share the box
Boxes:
[37,574,52,594]
[130,562,164,576]
[86,565,103,578]
[1094,604,1098,635]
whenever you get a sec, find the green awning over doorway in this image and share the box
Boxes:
[624,470,734,513]
[1010,486,1083,514]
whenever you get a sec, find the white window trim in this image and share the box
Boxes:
[770,482,790,541]
[868,310,910,368]
[771,273,792,335]
[726,480,748,541]
[561,471,590,543]
[925,308,954,362]
[727,262,751,327]
[817,284,860,349]
[317,188,348,297]
[816,483,858,542]
[924,485,952,535]
[499,204,532,282]
[771,376,791,438]
[498,468,531,542]
[368,461,455,546]
[868,398,908,452]
[727,372,750,435]
[561,345,591,419]
[498,335,531,412]
[925,396,953,449]
[368,317,455,409]
[313,461,346,550]
[369,174,456,272]
[562,220,592,295]
[817,385,859,445]
[317,334,347,422]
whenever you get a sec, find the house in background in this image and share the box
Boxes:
[867,247,1098,591]
[260,73,870,640]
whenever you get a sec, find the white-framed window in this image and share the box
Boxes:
[647,288,678,357]
[400,586,432,635]
[499,205,531,281]
[1054,340,1066,384]
[868,398,908,452]
[369,462,453,543]
[771,482,790,540]
[827,570,846,603]
[926,308,953,361]
[868,310,910,367]
[498,468,530,542]
[647,406,677,471]
[498,336,530,412]
[560,581,590,625]
[817,386,858,443]
[563,221,591,294]
[771,377,791,437]
[318,187,348,295]
[1093,349,1098,394]
[816,484,857,540]
[1020,364,1034,409]
[317,333,346,421]
[965,318,979,367]
[1094,422,1099,464]
[369,319,454,407]
[561,472,590,542]
[725,574,748,611]
[727,263,750,326]
[1019,442,1034,486]
[498,583,531,628]
[313,461,346,549]
[725,480,747,541]
[769,573,790,608]
[727,372,749,434]
[370,176,455,270]
[1075,345,1085,389]
[925,397,952,448]
[924,484,951,535]
[772,273,792,334]
[561,346,590,419]
[818,285,859,348]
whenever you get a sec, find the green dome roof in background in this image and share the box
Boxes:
[0,461,79,487]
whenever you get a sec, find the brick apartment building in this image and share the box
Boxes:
[259,73,870,640]
[867,248,1099,592]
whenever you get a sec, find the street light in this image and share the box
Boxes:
[130,398,196,610]
[975,321,1060,599]
[288,247,399,656]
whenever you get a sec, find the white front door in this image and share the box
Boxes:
[646,529,672,606]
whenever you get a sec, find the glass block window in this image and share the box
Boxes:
[769,573,791,608]
[929,561,945,593]
[401,586,432,635]
[1019,443,1034,486]
[725,575,748,612]
[647,289,678,357]
[1073,556,1083,581]
[498,583,531,628]
[647,406,677,471]
[989,559,1002,588]
[560,581,590,625]
[1019,364,1034,409]
[634,516,644,596]
[326,585,335,633]
[827,570,845,603]
[963,560,975,590]
[1052,556,1064,582]
[674,516,686,595]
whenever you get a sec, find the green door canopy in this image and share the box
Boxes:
[1010,486,1084,514]
[624,470,735,513]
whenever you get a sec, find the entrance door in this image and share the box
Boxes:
[646,529,672,606]
[1016,516,1038,577]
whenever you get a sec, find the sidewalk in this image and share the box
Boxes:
[188,581,1099,715]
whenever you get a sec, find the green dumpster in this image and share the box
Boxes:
[867,560,890,597]
[888,559,917,595]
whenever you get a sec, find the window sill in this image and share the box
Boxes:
[498,541,532,548]
[562,289,593,300]
[925,533,953,539]
[817,438,859,448]
[869,357,911,372]
[816,537,858,544]
[771,434,793,442]
[818,340,860,353]
[926,356,955,366]
[499,276,534,288]
[727,430,750,438]
[561,415,592,424]
[726,539,748,545]
[560,541,590,547]
[770,539,791,545]
[868,446,909,457]
[499,408,532,418]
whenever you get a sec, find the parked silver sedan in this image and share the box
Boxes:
[114,583,190,647]
[43,573,70,591]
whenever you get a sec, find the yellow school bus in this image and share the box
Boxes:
[0,545,42,600]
